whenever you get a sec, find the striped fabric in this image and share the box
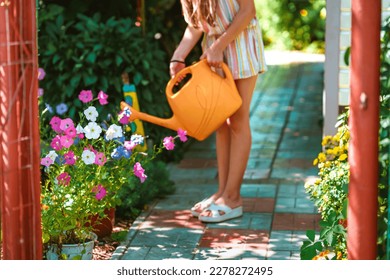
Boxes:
[200,0,267,79]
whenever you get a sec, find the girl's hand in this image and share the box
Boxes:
[169,60,186,80]
[200,45,224,68]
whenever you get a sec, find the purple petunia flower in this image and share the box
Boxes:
[38,68,46,80]
[56,103,68,115]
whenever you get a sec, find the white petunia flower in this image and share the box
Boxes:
[76,124,84,134]
[130,134,144,145]
[84,122,102,139]
[84,106,98,122]
[81,150,96,165]
[105,124,123,140]
[46,150,58,162]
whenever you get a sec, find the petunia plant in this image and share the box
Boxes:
[39,82,187,258]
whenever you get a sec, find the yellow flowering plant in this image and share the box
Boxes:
[301,111,349,260]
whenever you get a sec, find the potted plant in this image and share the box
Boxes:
[40,88,188,259]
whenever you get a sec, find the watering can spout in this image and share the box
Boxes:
[120,101,183,132]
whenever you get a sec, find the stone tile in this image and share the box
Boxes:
[240,184,277,198]
[138,209,206,230]
[194,248,267,260]
[199,228,269,250]
[272,213,321,231]
[243,198,274,213]
[145,247,195,260]
[206,212,272,230]
[268,230,302,251]
[130,227,203,248]
[121,246,150,260]
[266,250,296,260]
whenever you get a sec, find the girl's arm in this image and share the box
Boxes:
[201,0,257,67]
[170,25,203,77]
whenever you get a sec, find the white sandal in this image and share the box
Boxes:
[191,198,214,217]
[198,203,243,223]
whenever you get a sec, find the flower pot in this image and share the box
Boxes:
[89,208,116,238]
[46,232,97,260]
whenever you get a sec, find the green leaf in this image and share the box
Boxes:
[86,52,97,64]
[115,55,123,66]
[306,230,316,242]
[133,72,143,85]
[344,47,351,66]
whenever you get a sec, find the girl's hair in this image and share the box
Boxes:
[180,0,216,28]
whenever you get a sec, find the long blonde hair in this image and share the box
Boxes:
[180,0,216,28]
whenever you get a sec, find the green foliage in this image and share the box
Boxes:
[37,3,172,143]
[302,16,390,260]
[255,0,326,52]
[302,112,349,260]
[378,16,390,259]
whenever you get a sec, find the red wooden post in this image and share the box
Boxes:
[348,0,381,259]
[0,0,42,259]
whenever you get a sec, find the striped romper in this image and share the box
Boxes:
[199,0,267,79]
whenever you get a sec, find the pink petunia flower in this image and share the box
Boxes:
[50,135,62,151]
[60,135,74,149]
[57,172,71,186]
[65,126,77,138]
[97,90,109,105]
[64,150,76,165]
[119,115,130,125]
[177,128,188,142]
[40,157,53,167]
[78,90,93,103]
[163,136,175,150]
[133,162,147,183]
[60,118,75,132]
[38,88,44,97]
[50,116,62,133]
[92,184,107,200]
[94,152,107,166]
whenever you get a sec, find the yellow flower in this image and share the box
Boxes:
[339,154,348,161]
[300,9,308,17]
[326,148,334,155]
[313,158,319,166]
[321,136,332,146]
[318,152,326,162]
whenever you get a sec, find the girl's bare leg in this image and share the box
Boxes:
[200,74,258,216]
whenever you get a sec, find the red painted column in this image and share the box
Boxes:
[348,0,381,259]
[0,1,42,259]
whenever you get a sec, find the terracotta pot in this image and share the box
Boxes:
[89,208,115,238]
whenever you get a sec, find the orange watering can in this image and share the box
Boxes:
[120,59,242,141]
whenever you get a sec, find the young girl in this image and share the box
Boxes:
[170,0,267,223]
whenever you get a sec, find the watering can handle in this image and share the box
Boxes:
[166,60,236,97]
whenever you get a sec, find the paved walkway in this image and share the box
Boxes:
[112,51,325,260]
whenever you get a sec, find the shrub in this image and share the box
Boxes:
[37,3,173,143]
[255,0,326,52]
[301,112,349,260]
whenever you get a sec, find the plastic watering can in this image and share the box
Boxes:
[120,59,242,141]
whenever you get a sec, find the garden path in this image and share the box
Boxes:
[111,51,325,260]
